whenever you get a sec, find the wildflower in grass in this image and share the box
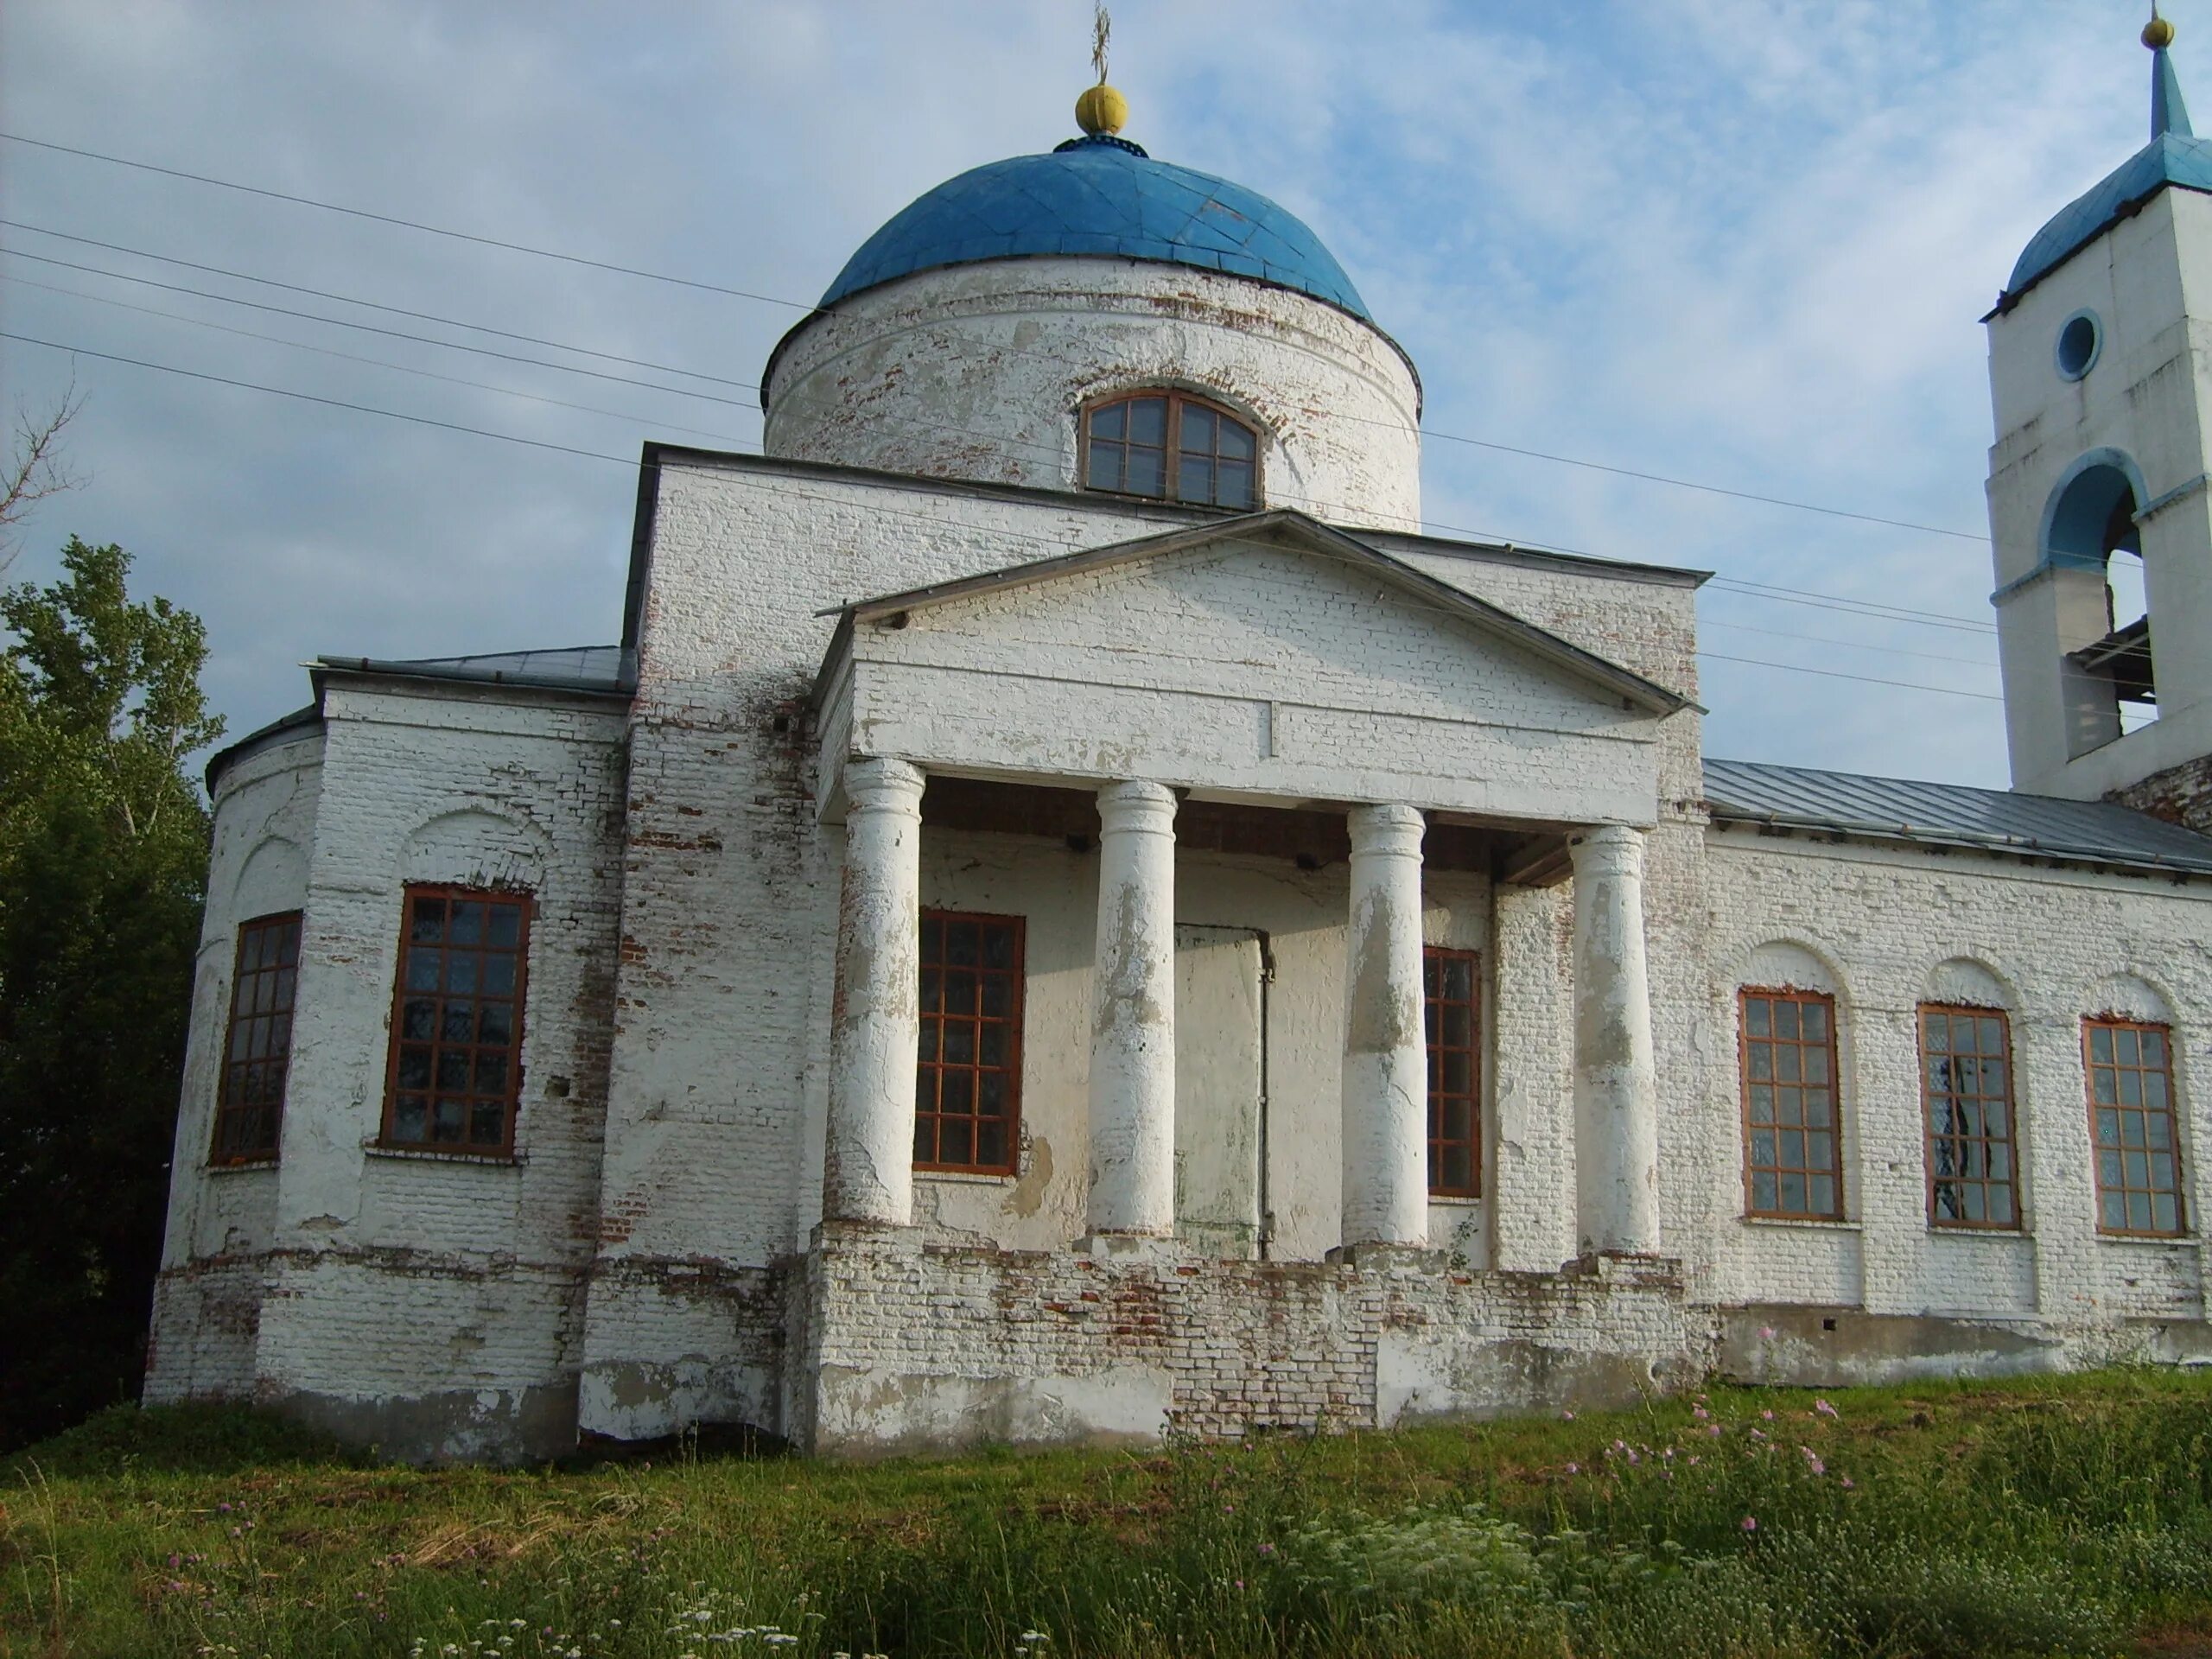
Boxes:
[1761,1408,1775,1421]
[1707,1424,1722,1438]
[1840,1476,1856,1490]
[1561,1408,1574,1420]
[1749,1428,1765,1441]
[1801,1446,1826,1475]
[1741,1516,1758,1532]
[1758,1325,1777,1339]
[1815,1397,1839,1418]
[1565,1462,1579,1475]
[1693,1405,1709,1419]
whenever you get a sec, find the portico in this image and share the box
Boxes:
[807,509,1690,1267]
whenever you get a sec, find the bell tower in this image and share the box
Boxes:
[1986,11,2212,828]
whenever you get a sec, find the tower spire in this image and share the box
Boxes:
[2147,5,2193,139]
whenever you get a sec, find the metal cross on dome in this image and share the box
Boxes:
[1092,1,1111,86]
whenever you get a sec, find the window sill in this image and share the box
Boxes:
[204,1157,279,1175]
[916,1168,1016,1186]
[1427,1195,1484,1208]
[1928,1225,2031,1239]
[364,1141,524,1168]
[1740,1215,1861,1232]
[2094,1230,2200,1248]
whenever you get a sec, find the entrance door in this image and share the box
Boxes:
[1173,925,1267,1258]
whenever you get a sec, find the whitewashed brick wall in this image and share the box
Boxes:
[1699,830,2212,1342]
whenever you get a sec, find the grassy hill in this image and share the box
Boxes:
[6,1369,2212,1658]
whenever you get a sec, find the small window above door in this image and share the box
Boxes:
[1082,391,1260,510]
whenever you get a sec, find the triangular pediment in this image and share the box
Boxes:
[825,509,1692,722]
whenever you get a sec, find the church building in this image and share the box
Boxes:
[147,29,2212,1462]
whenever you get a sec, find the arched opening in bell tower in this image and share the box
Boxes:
[2044,456,2158,753]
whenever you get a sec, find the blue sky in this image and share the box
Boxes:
[0,1,2182,786]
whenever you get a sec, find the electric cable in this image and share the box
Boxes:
[1,325,2005,709]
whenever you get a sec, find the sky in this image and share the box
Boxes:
[0,0,2183,787]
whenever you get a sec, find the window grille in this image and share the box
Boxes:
[1082,391,1258,509]
[212,912,302,1164]
[1739,988,1843,1219]
[1919,1005,2019,1229]
[915,910,1024,1175]
[2084,1017,2184,1236]
[1424,947,1480,1198]
[381,887,531,1156]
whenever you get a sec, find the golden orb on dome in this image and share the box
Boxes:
[1076,82,1128,136]
[2145,12,2177,48]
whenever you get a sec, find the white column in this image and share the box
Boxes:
[1340,803,1428,1249]
[1569,823,1661,1255]
[1087,780,1178,1236]
[822,757,926,1227]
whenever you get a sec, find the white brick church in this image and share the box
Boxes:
[149,35,2212,1462]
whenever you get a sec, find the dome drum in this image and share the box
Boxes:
[763,255,1422,529]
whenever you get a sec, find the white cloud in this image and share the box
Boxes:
[0,0,2182,786]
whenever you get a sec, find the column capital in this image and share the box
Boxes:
[1096,778,1178,836]
[1568,822,1644,875]
[845,755,926,812]
[1347,801,1425,860]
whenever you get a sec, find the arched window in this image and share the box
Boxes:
[1081,391,1259,509]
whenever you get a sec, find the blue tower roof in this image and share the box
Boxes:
[818,135,1372,321]
[2005,44,2212,304]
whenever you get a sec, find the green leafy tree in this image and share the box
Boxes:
[0,536,221,1450]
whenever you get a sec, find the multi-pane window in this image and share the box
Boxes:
[1920,1005,2019,1229]
[2084,1017,2185,1236]
[1082,391,1258,509]
[1424,947,1480,1198]
[915,910,1023,1174]
[212,912,302,1164]
[1739,988,1843,1219]
[382,887,530,1155]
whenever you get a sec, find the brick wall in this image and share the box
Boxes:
[2111,753,2212,836]
[795,1228,1706,1455]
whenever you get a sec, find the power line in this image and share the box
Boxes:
[1421,430,1986,543]
[4,240,2005,641]
[2,326,2009,711]
[2,133,1998,546]
[1,327,647,471]
[0,130,817,312]
[0,270,756,448]
[1699,617,1997,668]
[0,245,763,411]
[0,218,757,389]
[1697,651,2001,702]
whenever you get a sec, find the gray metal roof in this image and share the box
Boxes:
[1705,757,2212,876]
[315,645,632,695]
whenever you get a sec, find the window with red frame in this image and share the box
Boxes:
[212,912,302,1164]
[914,910,1023,1175]
[1424,947,1480,1198]
[1740,987,1843,1219]
[382,887,530,1155]
[2084,1016,2185,1236]
[1920,1004,2019,1229]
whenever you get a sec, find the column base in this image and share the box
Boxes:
[1077,1230,1184,1263]
[1326,1242,1451,1270]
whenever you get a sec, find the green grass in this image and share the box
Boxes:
[7,1370,2212,1658]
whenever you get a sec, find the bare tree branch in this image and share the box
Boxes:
[0,383,88,571]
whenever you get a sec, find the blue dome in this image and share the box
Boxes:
[2005,130,2212,300]
[819,135,1372,321]
[2005,46,2212,302]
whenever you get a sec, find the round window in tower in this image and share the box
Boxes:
[2056,309,2102,381]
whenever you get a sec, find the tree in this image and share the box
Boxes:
[0,537,221,1451]
[0,388,88,572]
